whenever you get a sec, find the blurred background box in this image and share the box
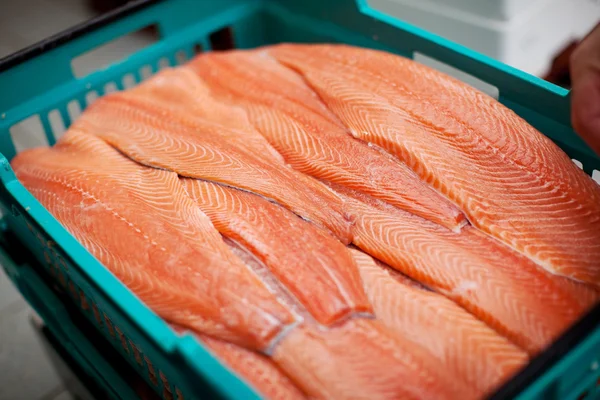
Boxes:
[369,0,600,78]
[374,0,549,21]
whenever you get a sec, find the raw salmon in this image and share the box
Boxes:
[222,237,313,325]
[271,43,600,287]
[273,318,476,400]
[172,326,306,400]
[331,184,598,355]
[121,67,286,166]
[70,77,353,244]
[11,130,296,351]
[350,249,529,396]
[182,178,371,325]
[187,50,466,231]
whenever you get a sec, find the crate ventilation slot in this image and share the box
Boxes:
[158,57,171,70]
[122,74,137,89]
[86,91,99,106]
[48,109,67,141]
[9,115,47,153]
[140,65,153,80]
[67,100,82,122]
[104,82,119,94]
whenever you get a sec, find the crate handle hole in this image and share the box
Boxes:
[71,24,160,79]
[413,52,500,100]
[209,26,236,51]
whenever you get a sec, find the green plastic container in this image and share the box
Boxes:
[0,1,598,399]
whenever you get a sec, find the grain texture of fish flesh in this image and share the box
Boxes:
[350,249,529,396]
[273,318,476,400]
[271,43,600,287]
[71,78,353,244]
[172,326,306,400]
[188,50,466,231]
[332,184,597,355]
[222,238,316,326]
[182,178,372,325]
[122,67,286,166]
[11,130,296,351]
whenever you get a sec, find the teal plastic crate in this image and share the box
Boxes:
[0,0,599,399]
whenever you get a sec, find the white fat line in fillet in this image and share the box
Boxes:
[221,236,311,323]
[316,311,375,332]
[192,177,322,227]
[222,238,378,345]
[263,311,377,356]
[263,320,302,357]
[95,139,176,173]
[348,244,435,293]
[376,259,435,293]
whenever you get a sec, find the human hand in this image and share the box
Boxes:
[571,23,600,155]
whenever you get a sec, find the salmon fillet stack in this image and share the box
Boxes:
[11,43,600,399]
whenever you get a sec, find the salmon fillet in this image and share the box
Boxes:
[273,318,476,400]
[11,130,296,351]
[120,67,286,166]
[222,237,314,326]
[182,178,371,325]
[350,249,529,396]
[187,50,466,231]
[181,180,477,398]
[271,43,600,287]
[172,326,306,400]
[70,77,353,244]
[332,184,598,355]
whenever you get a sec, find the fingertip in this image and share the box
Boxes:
[571,73,600,155]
